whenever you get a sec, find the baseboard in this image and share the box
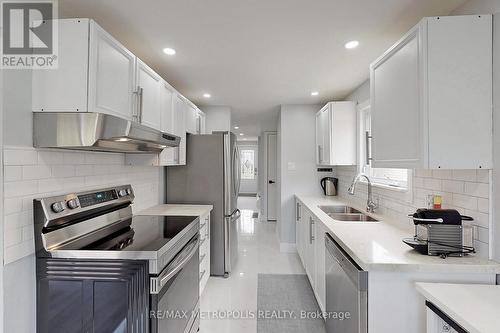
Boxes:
[279,242,297,253]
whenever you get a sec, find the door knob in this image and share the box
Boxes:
[268,180,275,184]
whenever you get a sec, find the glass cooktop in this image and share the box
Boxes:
[65,215,199,252]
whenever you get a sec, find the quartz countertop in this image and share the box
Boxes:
[296,195,500,273]
[416,282,500,333]
[137,204,213,217]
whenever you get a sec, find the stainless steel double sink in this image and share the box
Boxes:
[318,205,378,222]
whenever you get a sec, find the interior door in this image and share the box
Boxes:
[266,133,277,221]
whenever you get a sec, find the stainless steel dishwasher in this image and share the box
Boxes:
[325,233,368,333]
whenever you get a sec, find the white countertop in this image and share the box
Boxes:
[137,204,213,217]
[296,195,500,273]
[416,282,500,333]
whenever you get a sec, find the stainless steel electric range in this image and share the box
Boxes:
[34,185,200,333]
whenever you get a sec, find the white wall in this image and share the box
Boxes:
[2,69,164,333]
[202,106,232,133]
[278,104,323,247]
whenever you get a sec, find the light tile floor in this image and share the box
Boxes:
[199,196,305,333]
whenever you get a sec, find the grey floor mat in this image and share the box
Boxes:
[257,274,327,333]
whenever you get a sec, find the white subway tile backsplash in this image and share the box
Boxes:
[477,198,489,214]
[4,180,38,197]
[431,169,453,180]
[476,169,490,184]
[415,169,433,178]
[335,166,491,259]
[22,165,52,180]
[4,228,22,247]
[4,149,38,165]
[4,197,23,215]
[38,151,64,165]
[452,170,477,182]
[441,180,464,194]
[3,146,162,264]
[4,166,22,181]
[52,165,76,178]
[452,193,478,210]
[423,178,441,191]
[63,152,85,164]
[464,182,489,198]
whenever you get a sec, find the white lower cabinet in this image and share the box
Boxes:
[199,213,211,295]
[296,199,326,312]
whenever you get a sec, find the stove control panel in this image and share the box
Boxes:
[78,189,118,208]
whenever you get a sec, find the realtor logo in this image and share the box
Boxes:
[1,0,58,69]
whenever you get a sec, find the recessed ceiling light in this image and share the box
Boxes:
[344,40,359,49]
[234,126,239,129]
[239,133,244,136]
[311,91,319,96]
[162,47,176,55]
[203,93,211,98]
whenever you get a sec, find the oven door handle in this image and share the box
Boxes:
[158,236,199,290]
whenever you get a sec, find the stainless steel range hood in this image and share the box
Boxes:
[33,112,180,153]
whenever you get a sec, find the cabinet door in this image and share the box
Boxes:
[136,59,161,130]
[185,103,198,134]
[370,26,423,169]
[160,81,174,134]
[88,20,136,120]
[314,222,326,312]
[32,19,89,112]
[316,106,331,165]
[315,112,322,164]
[174,94,187,165]
[305,215,316,289]
[331,102,357,166]
[199,111,206,134]
[295,201,304,263]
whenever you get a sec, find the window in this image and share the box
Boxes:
[359,103,409,190]
[240,149,255,180]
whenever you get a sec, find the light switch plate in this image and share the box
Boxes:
[287,162,296,171]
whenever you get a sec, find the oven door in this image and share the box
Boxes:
[150,234,200,333]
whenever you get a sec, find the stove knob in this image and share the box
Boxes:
[126,188,132,195]
[118,189,127,197]
[51,201,65,213]
[67,199,79,209]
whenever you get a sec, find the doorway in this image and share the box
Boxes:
[238,143,258,196]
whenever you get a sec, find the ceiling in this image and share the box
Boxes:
[59,0,466,137]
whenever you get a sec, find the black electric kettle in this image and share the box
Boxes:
[320,177,338,196]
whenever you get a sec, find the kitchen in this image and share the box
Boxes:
[1,0,500,333]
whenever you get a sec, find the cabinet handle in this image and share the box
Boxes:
[365,131,372,164]
[318,145,322,164]
[309,217,315,244]
[296,203,301,221]
[138,86,144,123]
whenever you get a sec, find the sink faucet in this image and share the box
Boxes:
[348,173,379,213]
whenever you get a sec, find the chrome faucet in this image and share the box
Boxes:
[348,173,379,213]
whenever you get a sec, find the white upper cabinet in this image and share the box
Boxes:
[371,15,492,169]
[136,59,161,130]
[185,102,198,134]
[315,102,356,166]
[160,81,175,134]
[88,21,136,120]
[197,110,206,134]
[33,19,136,120]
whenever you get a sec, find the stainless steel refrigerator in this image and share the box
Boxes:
[166,132,240,277]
